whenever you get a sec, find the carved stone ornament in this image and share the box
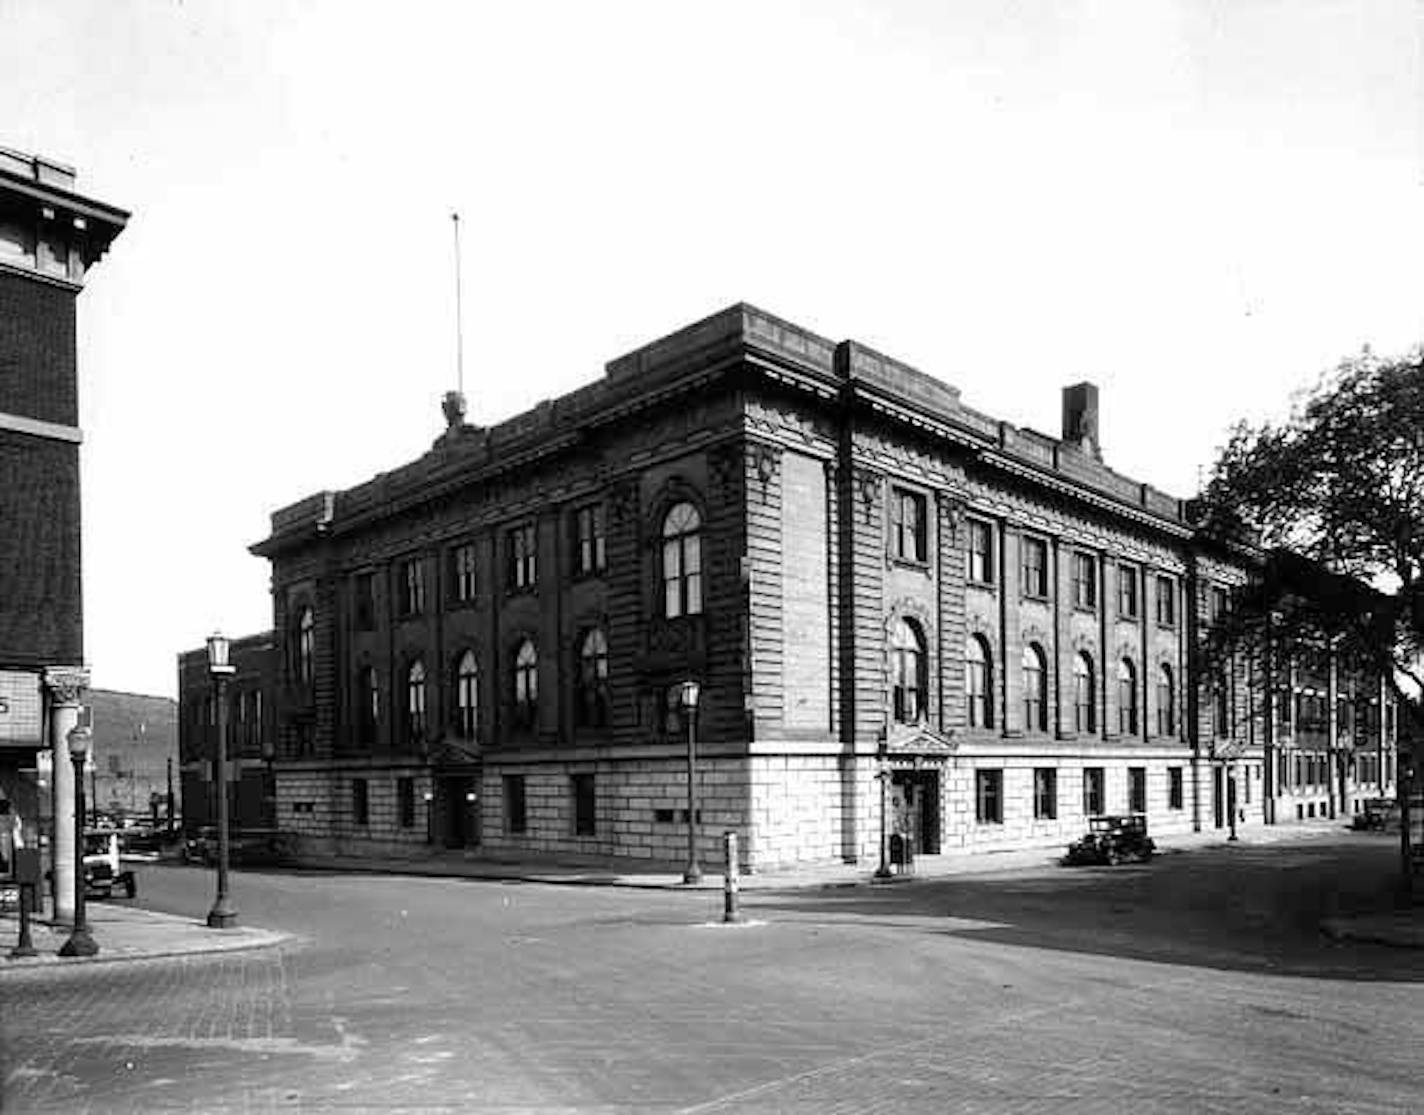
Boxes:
[611,480,639,527]
[708,444,742,502]
[43,666,90,706]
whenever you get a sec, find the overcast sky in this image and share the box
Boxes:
[3,0,1421,698]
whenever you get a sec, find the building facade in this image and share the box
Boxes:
[246,305,1397,871]
[177,633,279,833]
[88,689,179,825]
[0,148,125,903]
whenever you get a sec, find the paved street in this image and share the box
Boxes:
[2,832,1421,1113]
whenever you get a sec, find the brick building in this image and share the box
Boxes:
[87,689,179,824]
[177,633,279,833]
[244,305,1397,871]
[0,147,125,903]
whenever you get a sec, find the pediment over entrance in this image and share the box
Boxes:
[427,738,481,768]
[883,722,958,767]
[1212,739,1247,761]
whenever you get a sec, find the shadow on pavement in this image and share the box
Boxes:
[746,838,1424,983]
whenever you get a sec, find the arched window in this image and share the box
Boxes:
[891,618,926,724]
[966,635,994,729]
[1022,643,1048,732]
[1157,664,1175,737]
[358,665,380,744]
[406,659,427,746]
[456,650,478,740]
[1118,659,1138,736]
[576,628,610,728]
[662,502,703,618]
[513,639,538,730]
[297,607,314,685]
[1074,652,1095,734]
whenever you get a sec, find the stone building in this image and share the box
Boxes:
[0,147,125,907]
[245,304,1397,871]
[176,632,279,833]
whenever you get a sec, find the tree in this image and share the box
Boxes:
[1199,349,1423,762]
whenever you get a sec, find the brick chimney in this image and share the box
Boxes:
[1062,382,1101,461]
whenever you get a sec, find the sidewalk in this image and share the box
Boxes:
[0,901,291,977]
[285,816,1364,891]
[1,820,1414,970]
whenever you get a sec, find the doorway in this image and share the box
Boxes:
[889,771,941,856]
[440,776,479,849]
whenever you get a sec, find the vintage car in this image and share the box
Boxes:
[83,829,137,899]
[184,826,295,868]
[1063,814,1156,866]
[1351,797,1400,832]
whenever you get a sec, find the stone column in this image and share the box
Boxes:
[45,666,89,925]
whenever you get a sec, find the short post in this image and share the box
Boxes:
[1227,763,1239,842]
[9,847,41,959]
[722,830,742,924]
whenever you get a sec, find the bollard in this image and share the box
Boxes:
[9,883,36,959]
[723,830,742,924]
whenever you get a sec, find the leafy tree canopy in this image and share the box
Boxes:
[1199,349,1424,714]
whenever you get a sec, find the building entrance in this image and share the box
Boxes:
[888,770,941,856]
[439,776,479,849]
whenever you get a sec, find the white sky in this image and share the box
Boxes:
[2,0,1420,698]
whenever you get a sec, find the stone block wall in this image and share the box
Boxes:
[480,756,753,868]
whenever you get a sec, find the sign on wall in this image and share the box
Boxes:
[0,671,42,747]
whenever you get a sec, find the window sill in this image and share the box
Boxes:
[1021,592,1049,604]
[1072,604,1097,615]
[889,555,931,574]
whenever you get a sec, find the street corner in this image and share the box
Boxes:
[0,905,296,977]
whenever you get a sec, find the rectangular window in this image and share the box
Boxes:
[1155,575,1175,627]
[1072,552,1097,610]
[1033,768,1058,820]
[1083,766,1105,816]
[450,543,476,604]
[352,778,369,826]
[397,777,415,828]
[891,488,928,563]
[1128,766,1147,814]
[572,773,596,836]
[354,572,375,631]
[1168,767,1184,810]
[575,505,607,576]
[504,775,527,835]
[1117,564,1139,618]
[1021,536,1049,598]
[399,559,426,617]
[966,518,994,584]
[507,524,537,590]
[1209,585,1230,624]
[975,769,1003,824]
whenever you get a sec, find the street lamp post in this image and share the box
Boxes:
[680,680,702,885]
[58,725,98,958]
[874,739,893,880]
[206,632,237,929]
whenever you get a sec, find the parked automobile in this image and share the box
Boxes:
[83,829,137,899]
[1063,814,1156,866]
[1351,798,1400,832]
[184,827,295,867]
